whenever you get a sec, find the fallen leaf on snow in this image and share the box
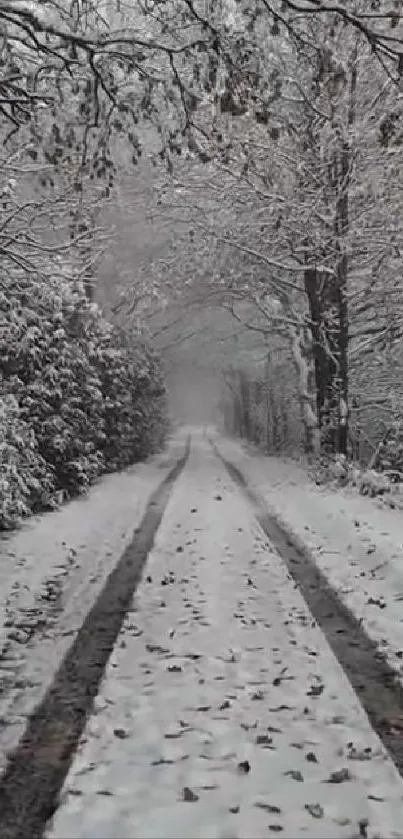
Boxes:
[284,770,304,782]
[145,643,170,654]
[330,714,345,724]
[256,734,273,746]
[307,683,324,697]
[367,596,386,609]
[347,745,372,761]
[254,803,281,814]
[326,767,352,783]
[113,728,128,739]
[237,760,251,774]
[273,667,290,687]
[240,721,258,731]
[182,786,199,802]
[251,690,265,701]
[269,704,293,712]
[305,803,324,819]
[151,758,174,766]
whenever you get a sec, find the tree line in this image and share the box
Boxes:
[2,1,403,529]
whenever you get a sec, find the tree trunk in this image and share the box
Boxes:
[334,136,349,455]
[290,323,320,455]
[239,372,250,439]
[304,263,332,437]
[281,403,289,448]
[301,43,355,456]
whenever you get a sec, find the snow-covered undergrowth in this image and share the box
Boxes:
[0,269,168,531]
[311,454,403,509]
[47,437,403,839]
[214,433,403,689]
[0,432,187,777]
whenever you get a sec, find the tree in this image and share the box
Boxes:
[0,394,54,530]
[118,0,403,461]
[3,0,403,476]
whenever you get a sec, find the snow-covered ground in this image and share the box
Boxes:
[47,435,403,839]
[213,433,403,687]
[0,431,187,777]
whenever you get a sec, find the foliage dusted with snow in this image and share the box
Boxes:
[0,271,168,530]
[96,328,168,471]
[220,356,301,455]
[0,395,54,530]
[376,427,403,479]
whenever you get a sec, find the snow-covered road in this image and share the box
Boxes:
[47,433,403,839]
[0,431,188,778]
[214,433,403,687]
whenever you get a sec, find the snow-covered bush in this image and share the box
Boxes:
[1,273,107,496]
[0,270,168,529]
[376,427,403,480]
[0,394,55,529]
[127,342,168,458]
[328,454,349,484]
[91,328,167,470]
[359,469,390,497]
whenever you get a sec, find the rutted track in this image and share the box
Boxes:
[0,438,190,839]
[211,437,403,777]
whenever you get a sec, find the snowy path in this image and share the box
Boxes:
[47,434,403,839]
[0,432,187,777]
[213,434,403,686]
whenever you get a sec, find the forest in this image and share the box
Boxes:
[1,0,403,529]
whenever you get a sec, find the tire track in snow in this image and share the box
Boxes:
[44,435,403,839]
[212,436,403,779]
[0,438,190,839]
